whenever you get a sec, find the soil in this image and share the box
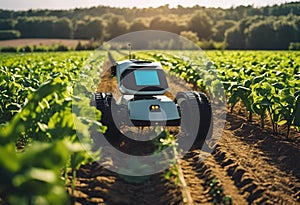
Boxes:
[0,38,89,48]
[68,58,300,204]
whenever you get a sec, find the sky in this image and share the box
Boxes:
[0,0,296,10]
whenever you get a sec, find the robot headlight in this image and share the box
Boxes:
[149,105,161,112]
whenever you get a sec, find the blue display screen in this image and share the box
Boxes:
[134,70,160,86]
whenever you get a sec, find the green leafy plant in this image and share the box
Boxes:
[204,177,232,205]
[0,51,105,204]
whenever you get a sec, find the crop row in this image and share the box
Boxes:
[208,51,300,138]
[0,52,105,204]
[140,51,300,138]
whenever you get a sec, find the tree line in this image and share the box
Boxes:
[0,2,299,49]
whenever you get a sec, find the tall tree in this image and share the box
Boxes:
[73,21,86,39]
[52,18,72,39]
[274,20,297,49]
[129,19,148,32]
[180,30,199,43]
[188,11,214,40]
[225,26,245,49]
[104,14,128,40]
[74,18,104,40]
[213,20,236,42]
[246,21,276,49]
[0,19,14,30]
[85,18,104,40]
[15,17,55,38]
[149,16,186,34]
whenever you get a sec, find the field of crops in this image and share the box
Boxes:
[0,50,299,204]
[151,50,300,137]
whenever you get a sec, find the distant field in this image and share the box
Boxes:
[0,38,89,48]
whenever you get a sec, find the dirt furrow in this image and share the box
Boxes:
[179,150,248,205]
[69,162,183,205]
[179,155,209,204]
[211,114,300,204]
[176,110,300,205]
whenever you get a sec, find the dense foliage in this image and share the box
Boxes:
[0,52,104,204]
[0,2,300,49]
[136,50,300,138]
[208,51,300,136]
[0,30,20,40]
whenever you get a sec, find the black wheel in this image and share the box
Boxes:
[90,92,158,155]
[90,92,121,145]
[90,92,115,126]
[175,91,212,150]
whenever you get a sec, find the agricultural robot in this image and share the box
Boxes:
[91,58,212,148]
